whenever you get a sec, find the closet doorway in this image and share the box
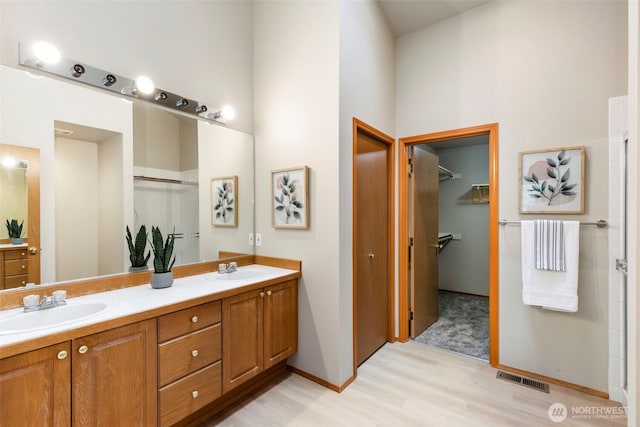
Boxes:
[398,124,499,366]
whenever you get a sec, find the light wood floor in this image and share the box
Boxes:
[205,341,627,426]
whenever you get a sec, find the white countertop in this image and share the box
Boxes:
[0,264,297,348]
[0,243,27,250]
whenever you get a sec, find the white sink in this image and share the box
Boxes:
[0,301,109,335]
[207,267,270,282]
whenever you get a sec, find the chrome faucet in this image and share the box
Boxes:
[23,290,67,312]
[218,261,238,274]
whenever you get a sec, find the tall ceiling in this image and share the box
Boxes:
[377,0,492,38]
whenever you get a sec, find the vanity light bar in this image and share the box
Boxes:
[18,42,232,124]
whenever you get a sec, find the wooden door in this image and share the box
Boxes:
[264,280,298,369]
[410,145,439,338]
[0,342,71,426]
[356,130,390,365]
[222,289,264,393]
[72,319,157,426]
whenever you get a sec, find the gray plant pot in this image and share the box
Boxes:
[11,237,23,245]
[128,265,149,273]
[150,271,173,289]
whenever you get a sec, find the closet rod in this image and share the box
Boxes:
[133,175,198,186]
[498,219,608,228]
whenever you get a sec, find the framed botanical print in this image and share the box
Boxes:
[211,176,237,226]
[271,166,309,229]
[519,146,585,214]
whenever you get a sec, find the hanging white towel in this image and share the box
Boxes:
[534,220,565,271]
[522,220,580,312]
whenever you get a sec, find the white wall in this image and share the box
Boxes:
[0,0,254,134]
[338,0,396,383]
[397,1,627,392]
[253,0,342,385]
[437,144,489,296]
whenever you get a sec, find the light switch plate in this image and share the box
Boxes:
[255,233,262,247]
[248,233,254,246]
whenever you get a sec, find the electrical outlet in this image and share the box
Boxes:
[248,233,254,246]
[255,233,262,247]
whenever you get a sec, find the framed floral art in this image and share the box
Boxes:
[271,166,309,229]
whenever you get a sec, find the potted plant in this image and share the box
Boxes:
[149,226,176,289]
[5,219,24,245]
[126,225,151,272]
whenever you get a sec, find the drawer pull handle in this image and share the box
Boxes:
[57,350,68,360]
[191,315,198,323]
[192,390,199,399]
[78,345,89,354]
[267,290,272,296]
[191,349,199,357]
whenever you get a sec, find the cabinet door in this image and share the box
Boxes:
[0,342,71,426]
[264,280,298,369]
[72,319,157,426]
[222,289,264,393]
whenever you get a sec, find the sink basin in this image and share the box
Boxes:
[207,267,270,282]
[0,301,109,335]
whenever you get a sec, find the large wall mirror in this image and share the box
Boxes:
[0,64,254,293]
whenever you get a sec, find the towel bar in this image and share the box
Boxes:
[498,219,607,228]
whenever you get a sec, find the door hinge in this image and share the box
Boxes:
[409,237,414,247]
[408,158,413,175]
[409,310,414,321]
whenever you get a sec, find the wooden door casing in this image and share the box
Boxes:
[72,319,157,427]
[0,342,71,427]
[410,146,440,338]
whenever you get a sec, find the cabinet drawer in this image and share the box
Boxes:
[5,259,28,276]
[158,324,221,386]
[4,275,28,289]
[158,300,221,342]
[4,249,28,260]
[158,361,221,427]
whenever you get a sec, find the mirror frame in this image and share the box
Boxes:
[0,144,40,285]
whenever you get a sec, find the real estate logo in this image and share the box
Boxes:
[548,403,567,423]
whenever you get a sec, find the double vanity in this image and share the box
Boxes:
[0,257,300,426]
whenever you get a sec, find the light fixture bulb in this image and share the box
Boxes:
[135,76,155,95]
[221,106,235,121]
[154,92,168,101]
[33,41,60,64]
[1,156,18,168]
[195,105,207,114]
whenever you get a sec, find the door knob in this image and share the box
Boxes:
[29,246,38,254]
[367,253,375,259]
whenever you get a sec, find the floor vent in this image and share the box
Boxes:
[496,370,550,393]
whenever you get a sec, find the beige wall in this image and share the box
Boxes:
[397,0,627,392]
[0,167,27,240]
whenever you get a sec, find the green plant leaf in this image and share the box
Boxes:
[560,157,570,166]
[547,168,556,179]
[558,150,566,161]
[561,169,570,183]
[546,158,557,167]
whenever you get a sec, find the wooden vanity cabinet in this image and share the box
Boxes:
[72,319,157,427]
[223,279,298,393]
[1,248,29,289]
[0,342,71,426]
[157,301,222,427]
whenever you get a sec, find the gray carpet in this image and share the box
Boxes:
[414,290,489,360]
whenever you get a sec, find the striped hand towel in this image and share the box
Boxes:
[534,220,565,271]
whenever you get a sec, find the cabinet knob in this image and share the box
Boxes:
[57,350,68,360]
[21,281,26,285]
[192,390,199,399]
[191,349,199,357]
[21,265,26,269]
[191,315,198,323]
[267,290,272,296]
[78,345,88,354]
[260,292,265,298]
[20,252,26,257]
